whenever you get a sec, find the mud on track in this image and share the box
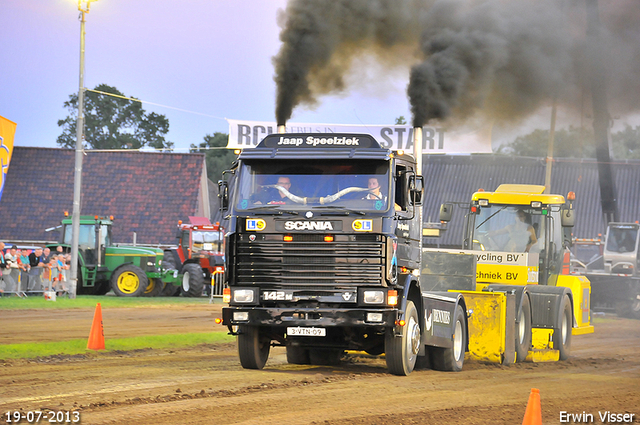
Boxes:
[1,304,638,425]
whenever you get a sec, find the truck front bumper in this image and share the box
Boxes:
[222,306,399,328]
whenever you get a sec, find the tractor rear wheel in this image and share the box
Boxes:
[181,263,205,297]
[161,283,180,297]
[111,264,148,297]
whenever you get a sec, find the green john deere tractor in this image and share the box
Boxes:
[50,215,180,296]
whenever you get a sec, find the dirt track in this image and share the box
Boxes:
[1,304,639,425]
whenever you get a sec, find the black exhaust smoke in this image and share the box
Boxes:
[274,0,640,128]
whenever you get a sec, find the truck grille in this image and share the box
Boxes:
[235,234,385,286]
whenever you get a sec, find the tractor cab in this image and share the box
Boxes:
[459,184,575,286]
[61,214,113,267]
[176,216,225,266]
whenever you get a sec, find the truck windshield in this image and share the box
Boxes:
[471,205,546,253]
[606,226,638,253]
[233,159,390,212]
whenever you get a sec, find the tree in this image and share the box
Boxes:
[497,124,640,159]
[190,132,236,182]
[57,84,173,150]
[611,125,640,159]
[395,116,407,125]
[496,126,597,158]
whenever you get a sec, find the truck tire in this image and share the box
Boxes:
[554,295,572,360]
[309,349,343,366]
[238,325,270,369]
[181,263,205,297]
[143,278,165,297]
[431,304,466,372]
[515,295,532,362]
[111,264,148,297]
[385,300,420,376]
[286,345,310,365]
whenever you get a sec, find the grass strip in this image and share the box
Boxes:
[0,295,221,309]
[0,332,234,360]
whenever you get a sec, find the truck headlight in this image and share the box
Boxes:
[233,289,255,303]
[363,290,385,304]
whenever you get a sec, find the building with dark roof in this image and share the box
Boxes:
[423,155,640,248]
[1,148,638,249]
[0,147,213,245]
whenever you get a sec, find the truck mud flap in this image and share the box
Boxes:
[456,291,516,364]
[420,292,468,352]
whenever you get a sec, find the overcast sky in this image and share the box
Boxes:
[2,0,638,153]
[1,0,418,152]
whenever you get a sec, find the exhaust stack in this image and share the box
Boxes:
[413,126,422,176]
[277,125,286,134]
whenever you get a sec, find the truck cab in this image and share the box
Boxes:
[219,133,443,375]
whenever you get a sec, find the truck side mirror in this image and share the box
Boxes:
[409,175,424,205]
[439,203,453,222]
[561,207,575,227]
[218,180,229,212]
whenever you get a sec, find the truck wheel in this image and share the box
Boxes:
[431,304,466,372]
[554,295,572,360]
[286,345,310,365]
[238,325,270,369]
[385,300,420,376]
[515,295,532,362]
[181,263,205,297]
[111,264,148,297]
[143,278,165,297]
[309,349,343,365]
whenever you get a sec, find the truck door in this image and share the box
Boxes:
[394,161,421,270]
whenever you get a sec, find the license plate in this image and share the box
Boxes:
[287,327,326,337]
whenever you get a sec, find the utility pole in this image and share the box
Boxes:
[71,0,98,298]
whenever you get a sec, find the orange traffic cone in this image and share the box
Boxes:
[87,303,105,350]
[522,388,542,425]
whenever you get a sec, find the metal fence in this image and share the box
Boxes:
[0,267,68,298]
[208,269,227,301]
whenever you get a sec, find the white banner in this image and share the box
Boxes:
[226,119,492,153]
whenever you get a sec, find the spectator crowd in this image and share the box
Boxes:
[0,242,70,296]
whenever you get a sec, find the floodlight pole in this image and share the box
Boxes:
[71,1,95,298]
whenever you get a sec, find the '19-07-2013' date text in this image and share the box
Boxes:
[4,411,80,423]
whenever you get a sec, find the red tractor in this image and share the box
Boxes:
[162,217,225,297]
